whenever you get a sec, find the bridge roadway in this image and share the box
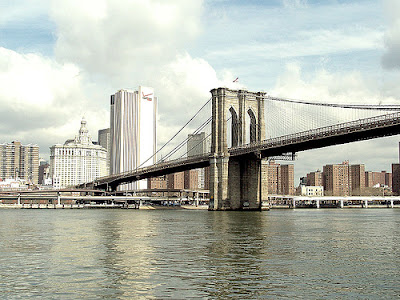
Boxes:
[86,111,400,190]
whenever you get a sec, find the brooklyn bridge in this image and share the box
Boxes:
[80,87,400,210]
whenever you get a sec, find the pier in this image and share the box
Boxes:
[0,189,210,209]
[267,195,400,209]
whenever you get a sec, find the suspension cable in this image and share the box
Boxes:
[138,98,211,168]
[161,117,212,162]
[267,96,400,110]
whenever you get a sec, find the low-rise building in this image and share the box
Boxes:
[300,185,324,196]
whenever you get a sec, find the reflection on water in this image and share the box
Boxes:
[0,209,400,299]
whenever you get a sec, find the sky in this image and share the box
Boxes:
[1,0,400,183]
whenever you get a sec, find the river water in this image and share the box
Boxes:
[0,208,399,299]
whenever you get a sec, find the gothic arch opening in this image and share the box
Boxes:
[228,107,239,148]
[248,109,257,143]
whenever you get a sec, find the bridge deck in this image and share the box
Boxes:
[84,111,400,190]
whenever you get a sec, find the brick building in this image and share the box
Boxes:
[0,141,39,185]
[323,161,351,196]
[167,172,185,189]
[262,160,295,195]
[392,164,400,195]
[147,176,167,189]
[306,171,322,186]
[365,171,391,188]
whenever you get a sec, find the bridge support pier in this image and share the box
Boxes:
[208,87,267,211]
[209,154,264,211]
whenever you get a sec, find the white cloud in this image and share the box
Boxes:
[50,0,204,84]
[0,47,109,156]
[382,0,400,69]
[48,0,223,147]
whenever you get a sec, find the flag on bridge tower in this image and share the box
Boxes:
[233,77,239,83]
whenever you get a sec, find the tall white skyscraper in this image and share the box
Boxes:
[110,86,157,190]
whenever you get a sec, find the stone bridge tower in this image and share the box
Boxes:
[209,87,266,210]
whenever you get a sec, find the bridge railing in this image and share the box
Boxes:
[230,111,400,156]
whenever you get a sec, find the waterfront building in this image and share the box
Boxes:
[262,160,295,195]
[385,172,392,188]
[110,87,157,190]
[0,178,29,191]
[264,160,280,194]
[392,164,400,195]
[281,164,295,195]
[350,164,365,195]
[365,171,391,188]
[306,170,322,186]
[167,172,185,190]
[204,166,210,190]
[322,162,366,196]
[147,176,167,189]
[98,128,111,175]
[323,161,351,196]
[184,169,199,190]
[0,141,39,184]
[300,185,324,196]
[50,119,107,188]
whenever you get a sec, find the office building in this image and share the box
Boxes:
[50,119,107,188]
[98,128,111,175]
[0,141,39,184]
[110,87,157,190]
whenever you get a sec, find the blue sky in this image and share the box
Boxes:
[1,0,400,181]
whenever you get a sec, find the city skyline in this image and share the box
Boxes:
[1,0,400,182]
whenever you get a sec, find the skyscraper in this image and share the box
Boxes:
[98,128,110,175]
[110,87,157,190]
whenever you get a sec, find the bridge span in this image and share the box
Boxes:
[81,88,400,211]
